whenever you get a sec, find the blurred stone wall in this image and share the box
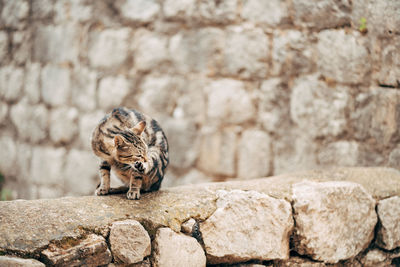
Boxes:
[0,0,399,199]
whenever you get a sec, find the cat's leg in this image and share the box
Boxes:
[127,175,142,200]
[95,161,111,195]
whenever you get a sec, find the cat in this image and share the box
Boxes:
[91,107,169,200]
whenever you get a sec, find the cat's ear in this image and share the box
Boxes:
[114,135,125,147]
[132,121,146,135]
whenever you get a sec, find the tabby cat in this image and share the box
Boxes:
[91,107,169,200]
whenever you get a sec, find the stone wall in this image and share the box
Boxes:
[0,0,399,199]
[1,168,400,266]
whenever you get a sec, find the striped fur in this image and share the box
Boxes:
[91,107,169,199]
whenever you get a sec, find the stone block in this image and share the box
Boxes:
[88,28,131,68]
[31,0,53,19]
[317,141,360,167]
[10,100,49,143]
[49,107,79,144]
[133,29,169,71]
[0,66,24,102]
[110,220,151,264]
[163,0,196,20]
[152,227,206,267]
[0,102,7,124]
[71,66,97,111]
[37,185,64,199]
[222,27,269,79]
[24,63,41,104]
[41,234,112,266]
[389,146,400,169]
[200,190,293,264]
[376,196,400,250]
[64,149,98,196]
[290,75,349,137]
[117,0,160,23]
[206,79,255,125]
[237,129,271,179]
[0,256,45,267]
[0,135,17,176]
[241,0,289,27]
[54,0,93,23]
[41,64,71,107]
[0,31,8,63]
[374,37,400,87]
[11,31,30,64]
[79,110,105,149]
[197,127,238,177]
[98,75,130,110]
[275,256,326,267]
[360,249,394,267]
[174,169,214,187]
[292,181,377,263]
[317,29,370,84]
[15,142,32,182]
[292,0,351,29]
[198,0,237,24]
[0,0,29,29]
[30,146,66,185]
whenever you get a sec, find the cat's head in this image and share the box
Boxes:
[114,121,148,164]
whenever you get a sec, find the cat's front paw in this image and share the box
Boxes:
[127,188,140,200]
[95,187,110,196]
[134,161,145,174]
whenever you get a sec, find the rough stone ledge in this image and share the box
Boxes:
[0,167,400,266]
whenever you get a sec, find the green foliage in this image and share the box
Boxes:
[0,172,13,201]
[359,17,368,34]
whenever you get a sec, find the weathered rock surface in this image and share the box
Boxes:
[0,256,45,267]
[292,181,377,263]
[109,220,151,264]
[152,227,206,267]
[200,190,293,264]
[41,233,111,266]
[376,196,400,250]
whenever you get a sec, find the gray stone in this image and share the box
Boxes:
[241,0,289,27]
[163,0,196,20]
[11,31,30,64]
[118,0,160,23]
[15,142,32,183]
[98,75,131,110]
[10,100,49,143]
[0,66,24,102]
[317,29,370,84]
[24,63,41,104]
[33,24,80,63]
[376,196,400,250]
[79,110,105,149]
[88,28,131,68]
[31,146,66,186]
[152,227,206,267]
[41,234,112,266]
[317,141,360,167]
[200,190,293,264]
[0,135,17,176]
[197,127,238,177]
[41,64,71,107]
[181,218,197,235]
[110,220,151,264]
[360,249,394,267]
[198,0,237,24]
[49,107,79,144]
[375,37,400,87]
[0,31,8,62]
[54,0,93,23]
[31,0,54,19]
[71,66,97,111]
[389,146,400,169]
[174,169,214,187]
[222,27,269,79]
[237,129,271,179]
[64,149,98,196]
[0,102,7,124]
[133,29,169,71]
[292,181,377,263]
[206,79,255,125]
[0,256,45,267]
[292,0,351,29]
[0,0,29,29]
[37,185,64,199]
[290,75,349,138]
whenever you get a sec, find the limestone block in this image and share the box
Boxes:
[0,135,17,176]
[0,256,45,267]
[11,31,30,64]
[49,107,79,144]
[31,146,66,186]
[206,79,255,125]
[275,256,326,266]
[200,190,293,264]
[237,129,271,179]
[197,127,238,177]
[24,63,41,104]
[317,30,369,84]
[41,234,112,266]
[389,146,400,169]
[54,0,93,23]
[163,0,196,20]
[317,141,360,167]
[0,66,24,102]
[79,110,105,149]
[37,185,63,199]
[376,196,400,250]
[10,101,49,143]
[241,0,289,27]
[15,142,32,182]
[118,0,160,23]
[41,64,71,107]
[71,66,97,111]
[88,28,131,68]
[375,37,400,87]
[0,102,7,124]
[110,220,151,264]
[152,227,206,267]
[33,24,80,63]
[198,0,237,24]
[31,0,53,19]
[222,27,269,79]
[0,0,29,29]
[290,74,349,137]
[133,29,169,71]
[181,218,197,235]
[292,181,377,263]
[0,31,8,62]
[292,0,351,29]
[98,75,130,110]
[175,169,214,186]
[361,249,394,267]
